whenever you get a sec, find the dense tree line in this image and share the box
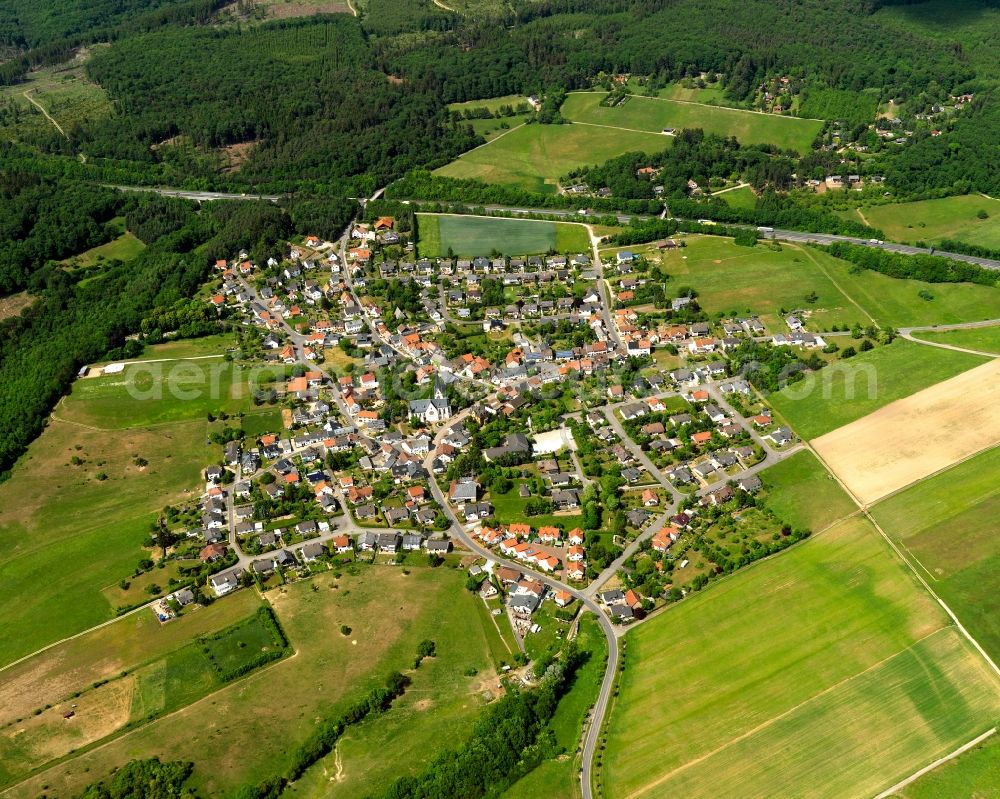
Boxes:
[0,170,120,294]
[75,757,195,799]
[823,241,1000,286]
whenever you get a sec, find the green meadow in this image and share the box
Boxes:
[912,324,1000,354]
[600,516,1000,799]
[760,449,857,532]
[7,567,500,798]
[418,213,590,257]
[618,235,872,331]
[62,231,146,271]
[769,339,987,440]
[871,445,1000,664]
[891,732,1000,799]
[856,194,1000,249]
[434,122,668,193]
[561,92,823,153]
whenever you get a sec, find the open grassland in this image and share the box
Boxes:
[759,450,857,532]
[60,359,285,429]
[448,94,528,114]
[561,92,823,153]
[600,517,1000,799]
[716,184,757,209]
[769,339,987,440]
[241,0,352,19]
[857,195,1000,249]
[622,235,872,331]
[810,247,1000,328]
[0,417,208,667]
[6,567,498,798]
[0,58,111,146]
[813,359,1000,505]
[0,594,267,788]
[913,324,1000,355]
[871,446,1000,664]
[434,122,668,193]
[61,232,146,271]
[418,213,590,257]
[288,583,503,799]
[890,731,1000,799]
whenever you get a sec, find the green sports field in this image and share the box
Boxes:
[434,122,668,193]
[871,445,1000,664]
[417,213,590,257]
[769,339,988,440]
[561,92,823,153]
[912,324,1000,354]
[856,194,1000,249]
[600,516,1000,799]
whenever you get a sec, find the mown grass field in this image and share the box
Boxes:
[871,445,1000,664]
[434,122,668,193]
[7,567,498,798]
[716,184,757,209]
[617,235,872,331]
[418,213,590,257]
[855,195,1000,249]
[891,731,1000,799]
[768,339,988,440]
[913,324,1000,354]
[561,92,823,153]
[600,516,1000,799]
[759,450,857,532]
[60,359,287,429]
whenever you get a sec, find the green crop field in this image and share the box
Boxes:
[760,450,857,532]
[871,446,1000,663]
[417,213,590,257]
[768,339,988,440]
[912,324,1000,354]
[434,122,668,193]
[891,731,1000,799]
[600,516,1000,799]
[856,195,1000,249]
[560,92,823,153]
[448,94,528,114]
[612,235,872,331]
[7,567,499,798]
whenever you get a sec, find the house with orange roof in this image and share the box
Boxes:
[567,562,586,580]
[538,526,562,544]
[692,430,713,446]
[567,545,586,562]
[568,528,585,546]
[508,522,532,539]
[331,535,352,553]
[690,389,710,402]
[374,216,395,231]
[536,555,560,572]
[642,489,659,506]
[554,590,574,607]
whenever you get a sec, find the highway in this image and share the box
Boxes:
[103,184,1000,271]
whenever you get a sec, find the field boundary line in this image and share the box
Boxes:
[792,243,880,327]
[455,121,526,156]
[1,647,299,796]
[568,120,671,136]
[0,600,156,675]
[872,727,996,799]
[566,91,826,122]
[904,332,999,358]
[623,627,951,799]
[864,509,1000,680]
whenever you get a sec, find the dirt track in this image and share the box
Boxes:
[813,359,1000,506]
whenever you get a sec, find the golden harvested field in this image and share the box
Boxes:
[813,358,1000,506]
